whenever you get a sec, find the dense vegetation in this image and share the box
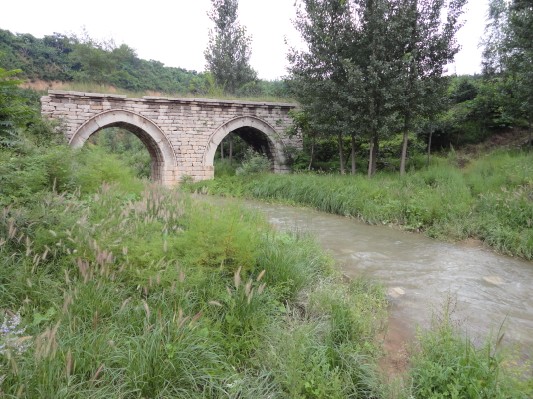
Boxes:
[189,150,533,260]
[288,0,466,176]
[285,0,532,177]
[2,0,533,394]
[1,102,529,398]
[0,132,389,397]
[0,28,289,99]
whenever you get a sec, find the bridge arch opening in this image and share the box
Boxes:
[69,110,176,184]
[204,116,287,177]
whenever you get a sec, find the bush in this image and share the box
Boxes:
[214,158,237,177]
[236,149,271,175]
[408,302,530,398]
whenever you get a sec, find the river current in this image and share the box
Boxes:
[228,199,533,358]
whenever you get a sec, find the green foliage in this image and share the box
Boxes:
[0,67,36,143]
[88,128,151,178]
[482,0,533,145]
[0,27,292,101]
[73,145,144,195]
[263,278,387,399]
[258,233,331,301]
[176,201,263,270]
[0,115,388,397]
[214,158,237,177]
[408,302,530,398]
[235,148,271,175]
[0,143,75,207]
[188,149,533,260]
[464,151,533,259]
[0,184,388,397]
[204,0,257,94]
[289,0,466,176]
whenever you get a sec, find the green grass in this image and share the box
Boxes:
[0,181,387,397]
[2,130,530,397]
[407,300,531,399]
[187,150,533,260]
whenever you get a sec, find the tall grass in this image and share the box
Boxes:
[0,179,387,397]
[407,299,531,398]
[188,150,533,260]
[3,131,530,397]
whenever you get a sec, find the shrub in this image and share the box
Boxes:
[236,149,271,175]
[408,302,531,399]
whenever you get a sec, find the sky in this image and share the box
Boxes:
[1,0,489,80]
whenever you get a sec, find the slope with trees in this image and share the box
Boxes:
[0,28,288,98]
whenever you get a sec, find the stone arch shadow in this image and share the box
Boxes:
[69,109,177,184]
[203,116,288,177]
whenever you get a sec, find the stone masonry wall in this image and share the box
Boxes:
[41,90,300,185]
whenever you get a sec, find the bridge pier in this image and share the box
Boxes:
[41,90,300,185]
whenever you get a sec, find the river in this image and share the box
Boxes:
[230,199,533,361]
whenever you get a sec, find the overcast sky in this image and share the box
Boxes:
[1,0,488,80]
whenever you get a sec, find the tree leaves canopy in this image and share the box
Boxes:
[204,0,257,94]
[288,0,466,175]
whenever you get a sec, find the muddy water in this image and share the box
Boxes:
[239,200,533,356]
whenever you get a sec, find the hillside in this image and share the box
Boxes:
[0,28,289,98]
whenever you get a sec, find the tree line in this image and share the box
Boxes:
[2,0,532,177]
[286,0,532,176]
[0,27,289,98]
[287,0,466,176]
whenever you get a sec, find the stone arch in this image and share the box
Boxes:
[203,116,287,174]
[69,109,177,184]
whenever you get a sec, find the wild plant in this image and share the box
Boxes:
[408,298,532,398]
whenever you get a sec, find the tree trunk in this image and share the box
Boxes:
[400,121,409,176]
[426,123,434,168]
[308,135,315,171]
[527,118,533,151]
[220,140,224,159]
[367,134,378,177]
[367,138,374,178]
[338,133,345,174]
[229,134,233,163]
[350,132,357,175]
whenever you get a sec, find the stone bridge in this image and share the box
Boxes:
[41,90,300,185]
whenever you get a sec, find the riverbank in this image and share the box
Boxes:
[1,138,530,396]
[187,150,533,261]
[0,179,390,397]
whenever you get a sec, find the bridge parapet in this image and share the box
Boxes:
[41,90,300,185]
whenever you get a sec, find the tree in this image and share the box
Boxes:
[204,0,257,94]
[289,0,404,176]
[289,0,466,176]
[288,0,377,175]
[483,0,533,149]
[507,0,533,148]
[392,0,466,175]
[481,0,509,76]
[347,0,400,177]
[0,66,32,146]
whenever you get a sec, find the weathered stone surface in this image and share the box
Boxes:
[41,91,300,186]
